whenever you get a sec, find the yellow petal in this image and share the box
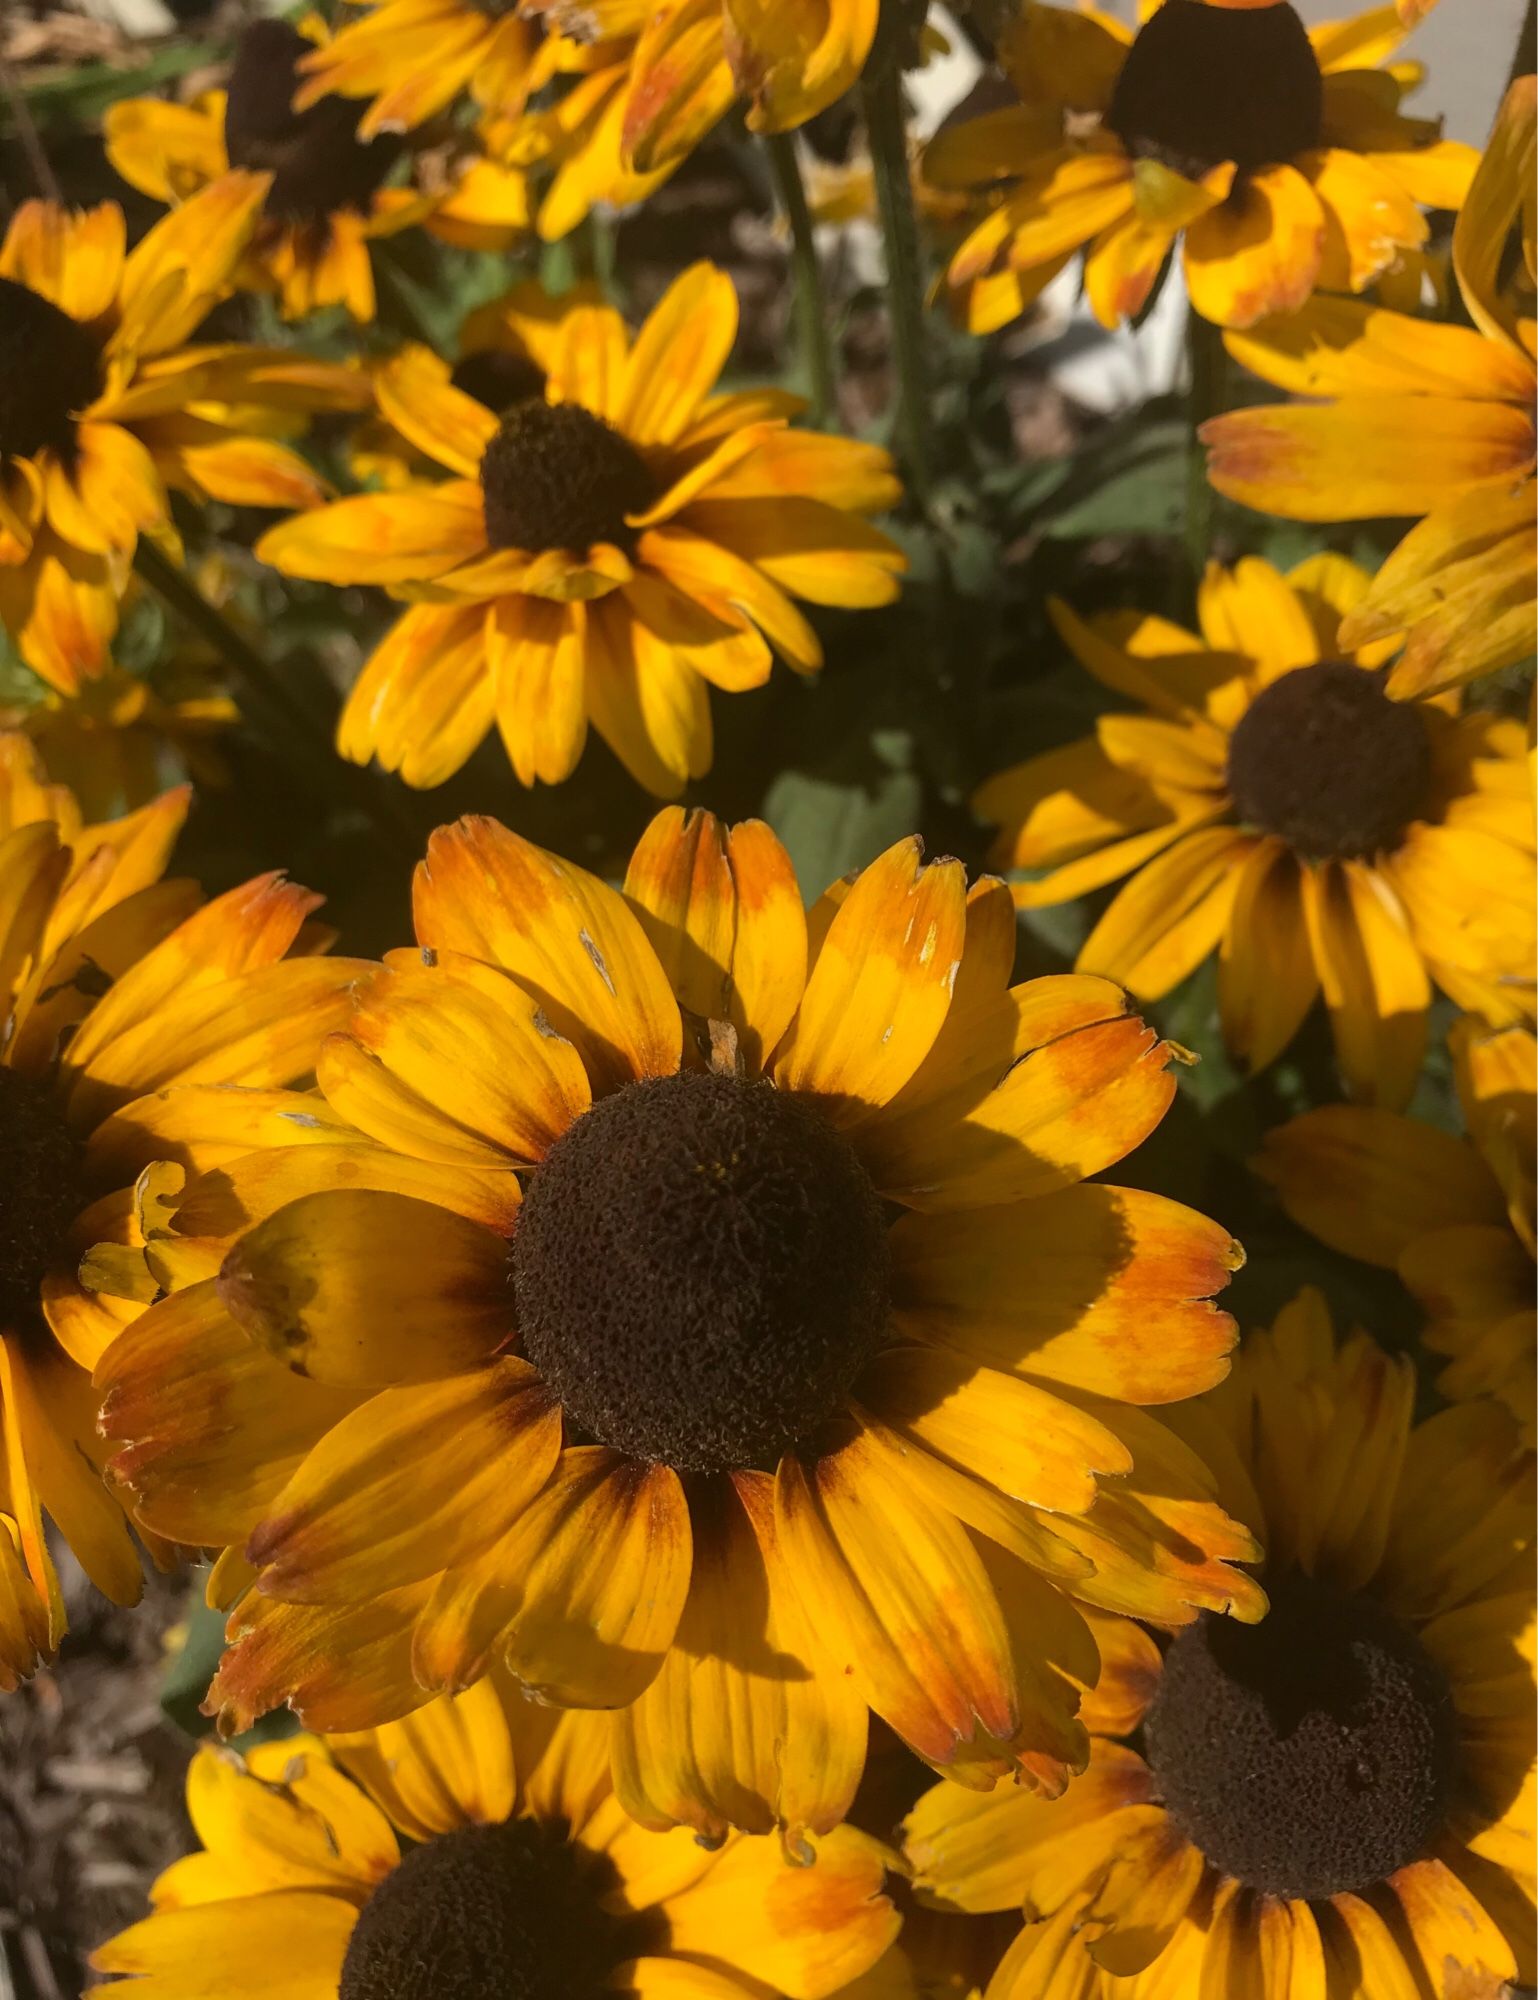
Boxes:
[91,1892,356,1996]
[615,262,738,446]
[623,807,806,1072]
[890,1181,1240,1403]
[774,1428,1020,1773]
[256,484,487,586]
[336,951,592,1166]
[246,1360,561,1602]
[773,836,966,1123]
[1183,162,1325,329]
[412,813,683,1093]
[217,1189,510,1386]
[612,1469,866,1848]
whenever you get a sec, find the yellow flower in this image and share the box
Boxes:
[0,179,366,694]
[1205,74,1537,696]
[974,554,1536,1109]
[104,20,439,324]
[0,732,367,1688]
[256,263,908,796]
[620,0,883,178]
[91,1683,907,1999]
[1257,1019,1536,1445]
[96,805,1263,1846]
[902,1290,1536,2000]
[925,0,1475,334]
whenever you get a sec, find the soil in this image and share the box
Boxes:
[1,1548,194,1998]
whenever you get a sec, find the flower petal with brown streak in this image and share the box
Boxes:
[97,1279,359,1548]
[204,1579,434,1736]
[1203,396,1535,522]
[245,1360,561,1604]
[414,1447,691,1708]
[774,1429,1020,1774]
[217,1189,510,1387]
[612,1469,866,1849]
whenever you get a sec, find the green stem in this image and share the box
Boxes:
[765,132,838,429]
[134,541,418,854]
[859,55,933,508]
[1184,305,1226,591]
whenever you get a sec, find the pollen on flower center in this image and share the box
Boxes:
[224,20,401,225]
[1106,0,1323,182]
[0,1067,83,1335]
[1225,660,1432,860]
[478,398,657,554]
[0,277,102,464]
[1143,1571,1458,1901]
[512,1072,892,1475]
[338,1820,624,2000]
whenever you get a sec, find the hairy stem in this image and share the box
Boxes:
[860,49,933,506]
[1184,305,1226,590]
[765,132,838,429]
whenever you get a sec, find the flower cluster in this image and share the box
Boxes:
[0,5,1531,2000]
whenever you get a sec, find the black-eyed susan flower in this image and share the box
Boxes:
[0,180,365,693]
[1206,73,1537,695]
[902,1289,1536,1999]
[1258,1018,1536,1445]
[974,554,1536,1109]
[104,20,437,324]
[256,264,907,795]
[0,732,367,1688]
[925,0,1474,334]
[620,0,884,178]
[91,1682,907,1998]
[96,806,1264,1845]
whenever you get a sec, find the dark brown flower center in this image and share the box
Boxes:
[512,1072,891,1474]
[0,1066,82,1335]
[1143,1571,1458,1901]
[224,20,400,225]
[478,399,656,553]
[1107,0,1323,181]
[1225,660,1432,860]
[338,1820,623,2000]
[0,277,102,464]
